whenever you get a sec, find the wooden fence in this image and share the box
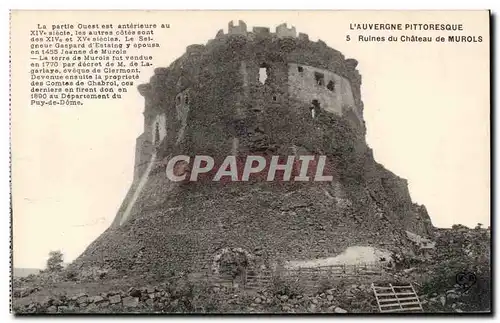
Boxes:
[192,263,386,290]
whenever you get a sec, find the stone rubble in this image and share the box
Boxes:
[13,283,383,313]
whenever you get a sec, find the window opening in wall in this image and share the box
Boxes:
[327,80,335,92]
[259,63,269,84]
[310,100,320,119]
[314,72,325,86]
[272,95,277,101]
[297,66,303,72]
[154,122,160,144]
[310,107,316,119]
[184,93,189,104]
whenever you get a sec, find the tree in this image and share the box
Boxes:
[46,250,64,272]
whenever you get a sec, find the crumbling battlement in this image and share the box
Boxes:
[142,20,361,104]
[275,23,297,38]
[228,20,248,35]
[226,20,297,38]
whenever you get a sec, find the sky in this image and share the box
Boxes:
[11,11,490,268]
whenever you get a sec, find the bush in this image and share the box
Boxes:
[461,259,491,311]
[421,260,463,295]
[420,258,491,312]
[419,224,491,312]
[64,269,79,281]
[268,274,304,297]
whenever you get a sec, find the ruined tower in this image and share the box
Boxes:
[74,21,434,276]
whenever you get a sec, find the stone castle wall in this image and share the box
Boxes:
[288,63,358,120]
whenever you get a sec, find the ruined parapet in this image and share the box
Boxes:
[206,29,226,46]
[153,67,169,76]
[252,26,271,37]
[345,58,359,70]
[276,23,297,38]
[186,44,205,56]
[298,32,309,41]
[228,20,247,36]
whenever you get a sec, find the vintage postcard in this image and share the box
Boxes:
[10,10,491,314]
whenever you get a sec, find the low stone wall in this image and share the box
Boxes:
[13,280,378,314]
[14,285,178,314]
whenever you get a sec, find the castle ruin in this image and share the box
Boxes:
[73,21,434,278]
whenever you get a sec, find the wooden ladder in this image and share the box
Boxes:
[372,283,424,313]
